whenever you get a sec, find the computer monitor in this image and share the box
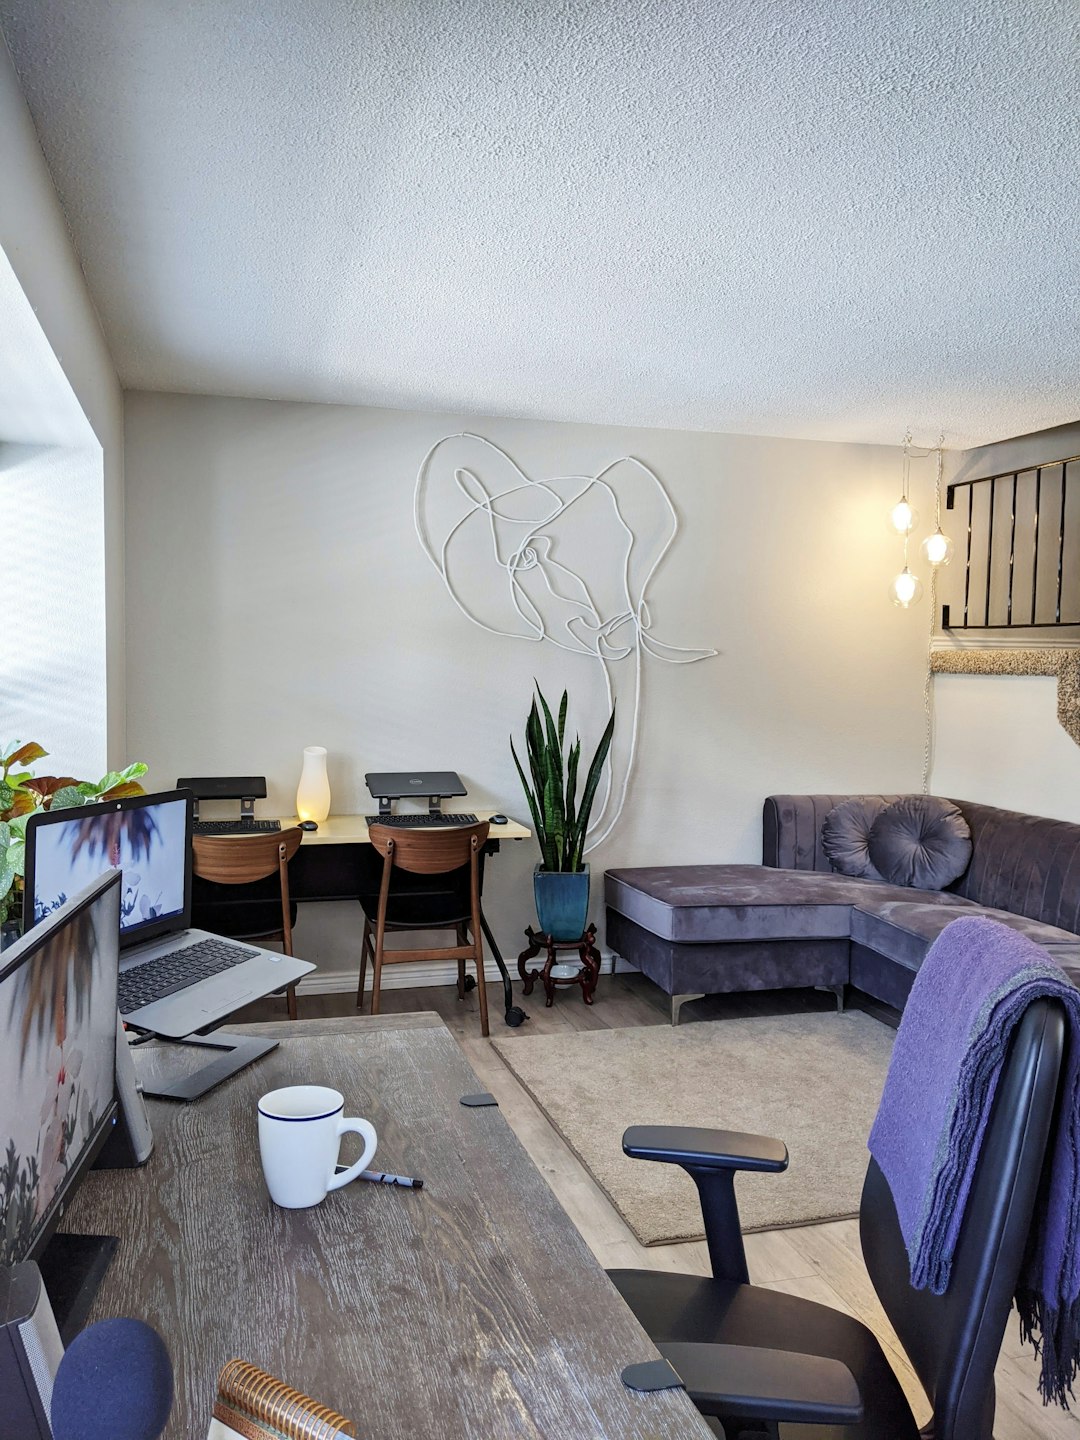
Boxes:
[0,871,121,1337]
[23,789,193,948]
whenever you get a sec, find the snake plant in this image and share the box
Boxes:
[511,686,615,872]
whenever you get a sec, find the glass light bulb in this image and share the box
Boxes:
[889,567,923,608]
[888,497,918,535]
[921,527,954,567]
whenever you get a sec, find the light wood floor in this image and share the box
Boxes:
[240,974,1079,1438]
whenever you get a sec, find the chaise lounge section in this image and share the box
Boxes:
[605,795,1080,1022]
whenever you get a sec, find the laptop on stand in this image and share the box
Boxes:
[24,789,315,1100]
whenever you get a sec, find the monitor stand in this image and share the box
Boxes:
[38,1232,119,1345]
[131,1032,279,1103]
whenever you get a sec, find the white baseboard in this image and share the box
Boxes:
[297,948,636,995]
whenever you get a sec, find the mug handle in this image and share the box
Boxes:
[327,1117,378,1191]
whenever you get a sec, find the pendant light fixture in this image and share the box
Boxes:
[888,434,919,536]
[920,441,953,567]
[889,433,922,607]
[889,566,923,608]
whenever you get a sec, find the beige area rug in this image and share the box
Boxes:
[493,1011,894,1245]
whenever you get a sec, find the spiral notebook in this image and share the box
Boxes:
[206,1359,357,1440]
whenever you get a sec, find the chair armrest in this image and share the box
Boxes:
[658,1342,862,1426]
[623,1125,788,1174]
[622,1126,788,1284]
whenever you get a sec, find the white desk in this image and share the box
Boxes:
[270,810,531,844]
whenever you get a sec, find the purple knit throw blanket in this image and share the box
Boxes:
[868,915,1080,1408]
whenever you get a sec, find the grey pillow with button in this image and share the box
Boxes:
[822,797,888,880]
[867,796,972,890]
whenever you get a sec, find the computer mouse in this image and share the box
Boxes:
[299,820,319,831]
[491,813,508,825]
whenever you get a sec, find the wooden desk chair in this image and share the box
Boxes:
[358,821,490,1036]
[191,827,304,1020]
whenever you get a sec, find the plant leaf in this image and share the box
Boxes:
[573,702,616,868]
[541,765,564,871]
[3,742,46,769]
[6,790,37,818]
[557,691,568,748]
[564,738,580,866]
[7,840,25,878]
[534,687,567,860]
[0,864,13,901]
[24,776,80,801]
[510,737,546,853]
[100,781,147,802]
[536,685,562,762]
[48,785,86,810]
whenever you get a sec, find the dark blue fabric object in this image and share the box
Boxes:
[50,1318,173,1440]
[867,796,972,890]
[821,797,887,879]
[868,916,1080,1407]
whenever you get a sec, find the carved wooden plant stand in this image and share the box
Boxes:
[517,923,601,1007]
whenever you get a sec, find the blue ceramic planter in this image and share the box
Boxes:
[533,864,590,941]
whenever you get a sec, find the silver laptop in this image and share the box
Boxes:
[24,789,315,1038]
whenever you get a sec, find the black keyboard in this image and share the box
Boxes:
[192,819,282,835]
[365,813,479,827]
[118,936,258,1014]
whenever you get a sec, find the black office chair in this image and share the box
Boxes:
[608,996,1066,1439]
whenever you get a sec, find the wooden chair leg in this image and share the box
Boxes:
[358,919,373,1010]
[456,925,467,1000]
[371,928,384,1016]
[473,932,489,1038]
[286,984,298,1021]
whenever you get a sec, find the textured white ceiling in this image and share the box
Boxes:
[2,1,1078,446]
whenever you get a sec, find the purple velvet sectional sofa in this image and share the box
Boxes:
[605,795,1080,1023]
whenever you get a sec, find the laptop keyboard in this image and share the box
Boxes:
[192,819,282,834]
[118,937,259,1014]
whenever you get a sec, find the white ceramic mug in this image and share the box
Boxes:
[257,1084,377,1209]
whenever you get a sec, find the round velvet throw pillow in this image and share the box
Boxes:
[867,796,973,890]
[821,797,887,880]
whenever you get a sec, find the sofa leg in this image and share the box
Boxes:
[816,983,846,1013]
[671,993,705,1026]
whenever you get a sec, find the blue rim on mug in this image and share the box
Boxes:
[258,1086,344,1123]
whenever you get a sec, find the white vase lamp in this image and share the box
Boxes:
[296,746,331,823]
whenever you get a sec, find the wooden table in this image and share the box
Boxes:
[64,1016,712,1439]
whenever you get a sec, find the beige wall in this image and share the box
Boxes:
[930,422,1080,822]
[124,391,928,977]
[0,36,124,764]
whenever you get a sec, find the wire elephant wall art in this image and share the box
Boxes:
[414,432,717,850]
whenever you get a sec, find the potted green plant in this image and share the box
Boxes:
[0,740,148,945]
[511,686,615,940]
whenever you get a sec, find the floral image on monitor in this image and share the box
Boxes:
[0,889,117,1265]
